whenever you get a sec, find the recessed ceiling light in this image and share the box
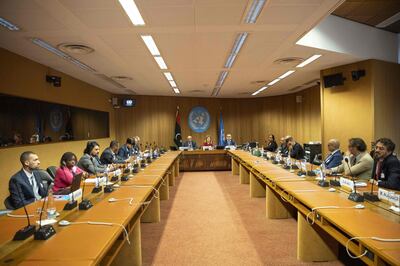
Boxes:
[224,32,248,68]
[118,0,145,26]
[244,0,266,24]
[296,54,321,68]
[154,56,167,69]
[169,80,177,87]
[268,78,280,86]
[215,71,228,88]
[58,43,95,55]
[278,70,295,79]
[141,35,160,56]
[164,72,173,81]
[173,88,180,94]
[251,86,268,96]
[0,17,20,31]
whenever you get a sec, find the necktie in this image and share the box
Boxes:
[375,160,383,180]
[31,174,41,200]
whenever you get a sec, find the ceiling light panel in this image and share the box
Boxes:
[164,72,173,81]
[296,54,321,68]
[244,0,266,24]
[224,32,248,68]
[278,70,295,79]
[154,56,167,69]
[118,0,145,26]
[141,35,161,56]
[0,17,20,31]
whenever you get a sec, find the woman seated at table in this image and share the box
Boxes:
[53,152,86,194]
[265,134,278,152]
[203,135,214,147]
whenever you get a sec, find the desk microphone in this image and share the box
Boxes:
[307,154,318,176]
[363,157,380,202]
[79,173,93,210]
[91,157,102,194]
[34,179,56,240]
[345,157,364,202]
[12,179,36,240]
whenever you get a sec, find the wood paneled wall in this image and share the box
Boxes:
[0,48,115,207]
[115,86,321,148]
[321,60,373,155]
[372,60,400,154]
[321,59,400,156]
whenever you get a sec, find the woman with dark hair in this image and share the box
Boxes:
[203,135,214,147]
[265,134,278,152]
[77,141,107,174]
[53,152,85,193]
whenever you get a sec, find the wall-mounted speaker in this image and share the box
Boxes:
[323,73,345,88]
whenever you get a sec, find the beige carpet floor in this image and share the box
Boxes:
[141,171,343,266]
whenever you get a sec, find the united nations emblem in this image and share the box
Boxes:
[188,106,210,133]
[49,107,63,132]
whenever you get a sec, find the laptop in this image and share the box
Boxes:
[70,172,83,192]
[170,146,178,151]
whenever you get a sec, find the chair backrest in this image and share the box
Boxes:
[35,169,54,192]
[4,196,15,210]
[46,166,57,180]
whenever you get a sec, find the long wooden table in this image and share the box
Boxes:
[230,150,400,266]
[0,151,181,266]
[180,149,231,171]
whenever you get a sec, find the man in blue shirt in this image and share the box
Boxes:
[223,134,236,147]
[324,139,343,169]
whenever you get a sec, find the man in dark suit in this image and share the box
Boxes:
[372,138,400,191]
[183,136,197,149]
[118,137,135,160]
[278,137,288,156]
[101,140,128,165]
[324,139,343,169]
[223,134,236,147]
[286,136,305,160]
[7,151,47,209]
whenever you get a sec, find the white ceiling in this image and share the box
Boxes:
[0,0,361,98]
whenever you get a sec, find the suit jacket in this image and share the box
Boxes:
[372,154,400,191]
[8,169,48,209]
[324,150,343,169]
[77,154,106,174]
[117,144,133,160]
[183,141,197,149]
[223,139,236,147]
[101,147,125,164]
[265,141,278,152]
[332,152,373,180]
[289,143,305,160]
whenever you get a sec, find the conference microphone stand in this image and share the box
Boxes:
[12,179,36,240]
[79,173,93,210]
[91,157,103,194]
[34,180,56,240]
[363,158,380,202]
[345,157,364,202]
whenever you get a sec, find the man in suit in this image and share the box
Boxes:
[183,136,197,149]
[78,141,107,174]
[223,134,236,147]
[101,140,128,165]
[7,151,48,209]
[329,138,373,180]
[372,138,400,190]
[324,139,343,169]
[278,137,288,155]
[285,136,305,160]
[133,136,141,155]
[118,138,135,160]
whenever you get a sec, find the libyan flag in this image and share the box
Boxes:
[174,106,182,147]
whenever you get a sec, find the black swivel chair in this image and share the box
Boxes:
[46,166,57,180]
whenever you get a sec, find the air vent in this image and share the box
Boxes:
[110,76,133,81]
[58,43,95,55]
[189,89,204,93]
[274,57,303,66]
[95,74,127,89]
[250,80,267,84]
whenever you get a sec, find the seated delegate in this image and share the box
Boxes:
[323,139,343,169]
[101,140,129,164]
[265,134,277,152]
[118,137,135,160]
[328,138,373,180]
[223,133,236,147]
[203,135,213,147]
[78,141,107,174]
[53,152,85,194]
[183,136,197,149]
[371,138,400,190]
[7,151,47,209]
[285,136,305,160]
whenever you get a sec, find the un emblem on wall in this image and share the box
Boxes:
[188,106,210,133]
[49,107,63,132]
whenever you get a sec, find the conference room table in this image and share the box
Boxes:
[229,150,400,266]
[179,149,231,171]
[0,151,181,266]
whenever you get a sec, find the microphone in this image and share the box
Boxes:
[34,177,56,240]
[345,157,364,202]
[363,157,380,202]
[329,152,341,187]
[91,157,102,194]
[12,179,36,241]
[79,172,93,210]
[318,162,329,187]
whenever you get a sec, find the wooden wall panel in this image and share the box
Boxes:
[372,60,400,154]
[115,86,321,148]
[320,60,374,156]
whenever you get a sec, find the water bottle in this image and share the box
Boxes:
[320,163,326,181]
[46,190,57,220]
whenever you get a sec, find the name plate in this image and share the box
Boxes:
[378,188,400,207]
[340,177,354,191]
[71,188,83,201]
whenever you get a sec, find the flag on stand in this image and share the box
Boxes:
[218,111,225,146]
[174,106,182,147]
